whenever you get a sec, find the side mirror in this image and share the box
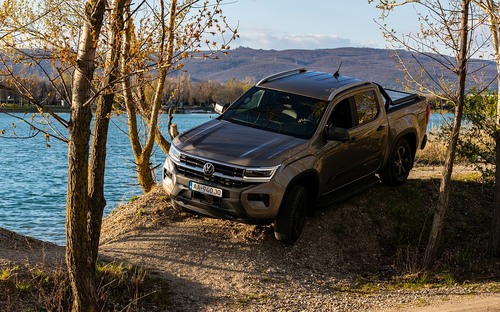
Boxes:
[214,102,228,114]
[325,126,350,142]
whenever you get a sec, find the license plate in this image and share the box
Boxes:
[189,181,223,198]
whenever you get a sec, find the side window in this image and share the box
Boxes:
[354,90,379,125]
[329,98,353,129]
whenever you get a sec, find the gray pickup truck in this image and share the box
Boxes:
[163,68,429,243]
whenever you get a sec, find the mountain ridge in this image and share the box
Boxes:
[179,47,497,90]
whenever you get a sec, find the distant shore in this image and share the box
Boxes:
[0,105,71,113]
[1,105,215,114]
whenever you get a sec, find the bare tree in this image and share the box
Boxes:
[371,0,476,268]
[119,0,238,193]
[473,0,500,256]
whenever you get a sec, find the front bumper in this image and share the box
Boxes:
[162,157,284,223]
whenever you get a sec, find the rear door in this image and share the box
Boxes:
[349,89,388,176]
[318,87,388,194]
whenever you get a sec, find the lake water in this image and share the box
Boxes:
[0,112,447,246]
[0,113,215,245]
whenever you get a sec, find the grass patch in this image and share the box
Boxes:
[136,208,145,217]
[0,261,171,311]
[334,271,464,294]
[0,266,18,281]
[346,172,493,281]
[361,182,433,255]
[416,139,448,165]
[236,292,270,303]
[128,195,139,203]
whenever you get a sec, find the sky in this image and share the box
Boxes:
[221,0,419,51]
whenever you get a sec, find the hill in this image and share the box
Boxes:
[2,47,496,92]
[180,47,498,90]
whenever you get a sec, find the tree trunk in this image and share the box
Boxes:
[66,0,106,311]
[490,129,500,255]
[137,154,156,192]
[489,19,500,254]
[422,0,470,269]
[423,103,464,267]
[88,0,127,260]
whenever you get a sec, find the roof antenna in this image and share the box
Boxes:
[333,61,342,78]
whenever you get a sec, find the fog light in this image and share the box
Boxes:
[164,167,172,179]
[248,193,270,207]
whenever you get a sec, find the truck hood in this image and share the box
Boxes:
[174,119,308,167]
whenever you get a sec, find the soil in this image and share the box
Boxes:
[1,165,499,311]
[0,227,64,268]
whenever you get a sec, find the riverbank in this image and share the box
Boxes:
[1,165,499,311]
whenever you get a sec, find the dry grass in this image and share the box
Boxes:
[415,139,449,166]
[0,260,171,312]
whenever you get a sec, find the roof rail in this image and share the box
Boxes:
[327,81,371,101]
[256,68,307,86]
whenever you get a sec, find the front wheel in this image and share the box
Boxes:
[274,185,308,244]
[380,138,413,186]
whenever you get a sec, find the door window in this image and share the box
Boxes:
[354,90,379,125]
[329,98,353,129]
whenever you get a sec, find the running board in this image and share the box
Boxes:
[317,175,380,208]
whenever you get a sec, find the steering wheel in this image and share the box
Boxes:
[298,118,314,125]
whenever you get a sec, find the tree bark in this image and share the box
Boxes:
[490,129,500,255]
[423,0,470,269]
[66,0,106,311]
[489,2,500,255]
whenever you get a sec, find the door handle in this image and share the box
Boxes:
[377,125,386,131]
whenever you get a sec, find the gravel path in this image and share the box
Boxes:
[98,168,500,311]
[100,215,500,311]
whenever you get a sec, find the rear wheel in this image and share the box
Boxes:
[380,138,413,186]
[274,185,308,244]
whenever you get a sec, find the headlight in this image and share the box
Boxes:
[168,144,181,162]
[243,166,280,181]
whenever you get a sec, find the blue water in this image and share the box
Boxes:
[0,113,215,245]
[428,112,453,131]
[0,112,448,246]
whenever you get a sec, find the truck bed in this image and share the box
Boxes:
[384,89,425,112]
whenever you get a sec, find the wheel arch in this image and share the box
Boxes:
[380,132,415,186]
[392,130,418,159]
[283,170,319,215]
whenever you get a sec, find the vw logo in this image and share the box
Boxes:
[203,162,215,176]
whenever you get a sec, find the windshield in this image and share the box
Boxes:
[219,86,329,139]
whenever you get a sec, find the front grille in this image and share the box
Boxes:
[177,154,251,188]
[181,154,245,178]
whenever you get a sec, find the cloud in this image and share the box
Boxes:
[234,32,378,50]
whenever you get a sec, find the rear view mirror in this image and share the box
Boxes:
[325,126,350,142]
[214,102,228,114]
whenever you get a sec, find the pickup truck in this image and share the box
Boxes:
[162,68,429,244]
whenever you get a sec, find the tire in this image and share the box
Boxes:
[274,185,308,244]
[380,138,413,186]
